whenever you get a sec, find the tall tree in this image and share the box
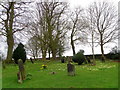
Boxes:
[28,0,68,60]
[0,2,15,63]
[87,2,118,61]
[86,6,98,62]
[69,7,88,55]
[0,1,30,63]
[25,36,40,60]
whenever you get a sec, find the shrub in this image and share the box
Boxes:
[26,73,32,80]
[107,46,120,60]
[12,43,26,64]
[107,51,120,60]
[107,53,120,60]
[72,50,85,65]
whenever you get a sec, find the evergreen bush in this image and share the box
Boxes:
[72,50,85,65]
[12,43,26,64]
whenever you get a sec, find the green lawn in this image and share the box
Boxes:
[2,60,118,88]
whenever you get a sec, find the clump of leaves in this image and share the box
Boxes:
[26,73,32,80]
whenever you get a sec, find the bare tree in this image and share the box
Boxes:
[87,2,118,62]
[86,6,98,62]
[0,0,30,63]
[69,7,88,55]
[27,0,68,60]
[25,36,40,60]
[0,2,15,63]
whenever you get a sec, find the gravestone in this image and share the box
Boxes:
[67,61,75,76]
[17,72,22,83]
[30,58,34,64]
[17,59,25,83]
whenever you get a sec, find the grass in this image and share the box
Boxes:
[2,60,118,88]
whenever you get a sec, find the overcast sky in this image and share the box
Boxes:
[0,0,119,58]
[64,0,120,56]
[68,0,119,8]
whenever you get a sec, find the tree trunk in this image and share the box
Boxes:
[52,50,56,60]
[58,48,62,59]
[33,55,35,60]
[101,44,105,62]
[48,49,51,60]
[6,37,14,63]
[91,32,95,64]
[35,44,38,59]
[92,45,95,60]
[42,50,46,60]
[92,45,96,64]
[32,50,36,60]
[100,35,105,62]
[5,2,15,63]
[71,35,75,56]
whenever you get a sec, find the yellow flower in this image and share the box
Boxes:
[42,65,45,66]
[41,64,48,69]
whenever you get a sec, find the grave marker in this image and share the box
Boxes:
[17,59,25,83]
[67,61,75,76]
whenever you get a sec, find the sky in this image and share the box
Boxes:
[64,0,120,56]
[68,0,119,8]
[0,0,119,58]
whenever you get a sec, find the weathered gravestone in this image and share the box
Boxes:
[67,61,75,76]
[17,59,25,83]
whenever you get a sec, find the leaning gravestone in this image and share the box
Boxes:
[67,61,75,76]
[17,59,25,83]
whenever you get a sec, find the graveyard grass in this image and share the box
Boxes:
[2,60,118,88]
